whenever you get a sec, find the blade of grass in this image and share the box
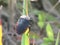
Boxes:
[21,0,30,45]
[55,31,60,45]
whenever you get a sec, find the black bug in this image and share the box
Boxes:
[16,16,30,35]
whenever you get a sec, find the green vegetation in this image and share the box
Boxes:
[1,0,60,45]
[55,32,60,45]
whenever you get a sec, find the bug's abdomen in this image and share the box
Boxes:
[16,18,30,34]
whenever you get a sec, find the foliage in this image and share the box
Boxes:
[0,0,60,45]
[35,10,56,45]
[31,10,57,21]
[55,31,60,45]
[38,13,45,29]
[46,23,54,41]
[21,0,29,45]
[41,23,54,45]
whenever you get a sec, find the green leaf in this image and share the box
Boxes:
[41,43,48,45]
[38,22,45,29]
[38,13,45,21]
[55,32,60,45]
[46,23,54,41]
[21,34,29,45]
[37,13,46,28]
[43,37,53,42]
